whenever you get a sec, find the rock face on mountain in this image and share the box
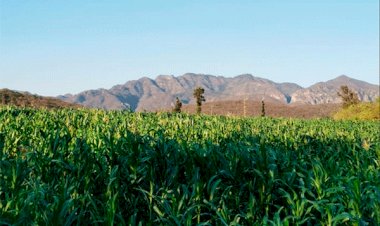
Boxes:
[58,74,379,111]
[290,75,379,104]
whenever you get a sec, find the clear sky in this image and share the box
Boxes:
[0,0,379,96]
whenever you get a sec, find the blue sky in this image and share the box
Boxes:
[0,0,378,96]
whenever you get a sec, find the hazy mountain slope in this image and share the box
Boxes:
[58,74,379,111]
[221,74,293,103]
[60,89,129,110]
[276,83,304,102]
[291,75,379,104]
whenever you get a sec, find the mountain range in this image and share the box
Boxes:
[58,74,379,111]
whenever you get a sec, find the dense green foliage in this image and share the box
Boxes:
[0,107,379,225]
[334,98,380,120]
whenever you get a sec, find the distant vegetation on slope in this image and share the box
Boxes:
[0,89,80,109]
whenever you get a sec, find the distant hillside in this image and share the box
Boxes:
[0,89,80,109]
[58,74,379,111]
[180,100,340,119]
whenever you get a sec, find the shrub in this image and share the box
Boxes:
[334,98,380,120]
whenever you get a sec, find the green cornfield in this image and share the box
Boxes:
[0,107,379,225]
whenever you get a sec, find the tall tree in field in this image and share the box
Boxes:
[261,100,266,117]
[193,87,205,114]
[337,85,360,108]
[173,97,182,113]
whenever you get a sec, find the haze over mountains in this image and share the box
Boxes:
[58,74,379,111]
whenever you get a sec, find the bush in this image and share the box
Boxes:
[334,98,379,120]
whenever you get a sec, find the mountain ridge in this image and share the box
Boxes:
[0,89,81,109]
[58,74,379,111]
